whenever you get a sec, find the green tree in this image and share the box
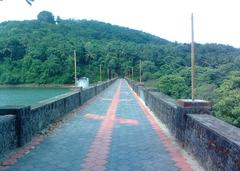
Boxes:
[157,75,190,99]
[214,77,240,127]
[1,39,26,60]
[141,60,157,73]
[142,72,153,81]
[37,11,55,24]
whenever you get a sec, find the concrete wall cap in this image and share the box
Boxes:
[177,99,211,108]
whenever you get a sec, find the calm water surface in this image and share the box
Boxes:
[0,87,71,107]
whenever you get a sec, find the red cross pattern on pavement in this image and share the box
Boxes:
[80,81,138,171]
[84,113,138,126]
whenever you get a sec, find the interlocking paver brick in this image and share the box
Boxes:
[1,79,195,171]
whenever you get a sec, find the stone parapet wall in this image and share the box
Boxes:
[186,114,240,171]
[0,78,117,157]
[0,115,17,159]
[126,78,240,171]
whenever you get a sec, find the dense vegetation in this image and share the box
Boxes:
[0,11,240,127]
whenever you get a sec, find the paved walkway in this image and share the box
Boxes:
[1,79,194,171]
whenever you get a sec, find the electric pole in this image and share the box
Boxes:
[191,13,195,101]
[139,60,142,83]
[100,64,102,82]
[74,50,77,86]
[132,67,134,80]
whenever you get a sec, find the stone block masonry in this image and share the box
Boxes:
[126,78,240,171]
[0,115,17,159]
[0,78,117,158]
[186,114,240,171]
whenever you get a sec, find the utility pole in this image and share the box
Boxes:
[107,68,110,80]
[139,60,142,83]
[191,13,195,101]
[100,64,102,82]
[74,50,77,86]
[132,67,134,80]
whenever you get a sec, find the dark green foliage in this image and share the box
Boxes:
[213,76,240,127]
[142,72,153,82]
[0,12,169,84]
[37,11,55,24]
[157,75,190,99]
[0,39,26,60]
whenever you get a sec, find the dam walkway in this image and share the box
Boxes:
[1,79,197,171]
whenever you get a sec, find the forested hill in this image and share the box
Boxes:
[0,15,169,84]
[1,11,240,127]
[0,19,169,45]
[1,16,239,85]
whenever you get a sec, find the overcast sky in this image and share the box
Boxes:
[0,0,239,48]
